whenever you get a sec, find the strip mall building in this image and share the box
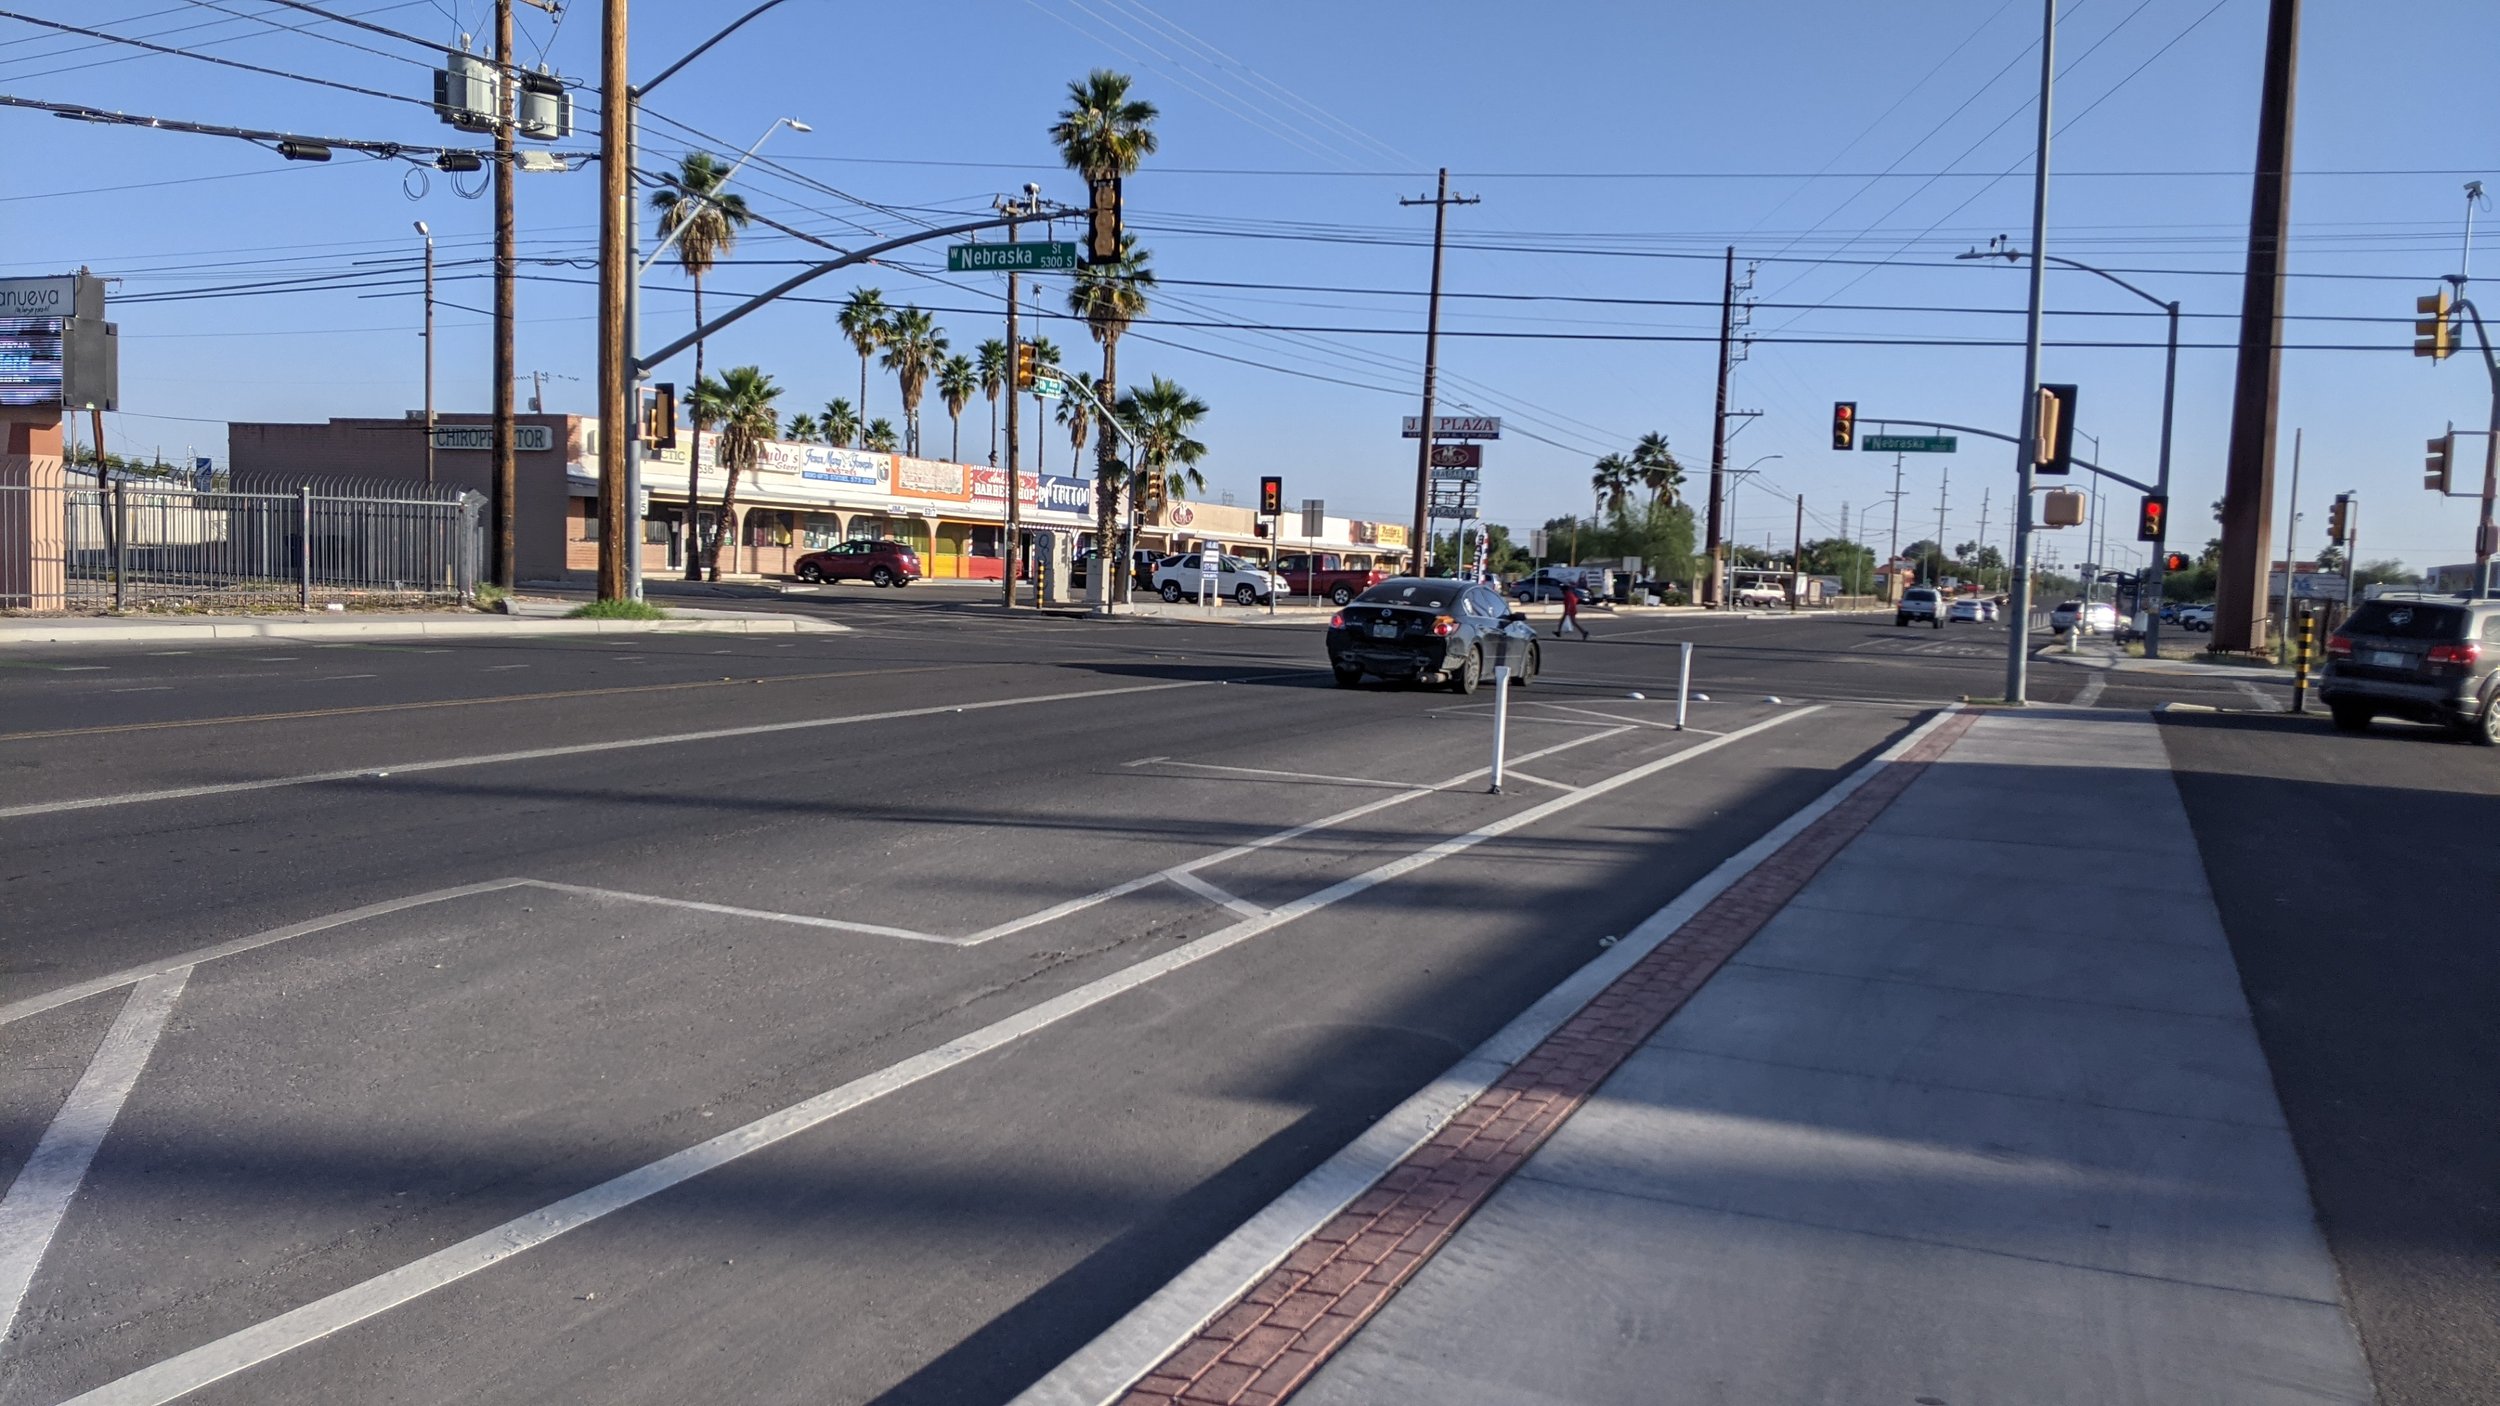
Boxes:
[227,412,1412,583]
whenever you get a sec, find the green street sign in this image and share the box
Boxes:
[947,242,1080,273]
[1862,434,1958,453]
[1032,376,1065,399]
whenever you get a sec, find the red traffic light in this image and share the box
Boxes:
[1258,475,1283,516]
[2136,493,2167,543]
[2163,552,2189,572]
[1831,402,1856,450]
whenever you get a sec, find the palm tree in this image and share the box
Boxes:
[878,307,948,456]
[936,354,978,463]
[784,412,820,444]
[819,397,858,449]
[838,288,889,426]
[1631,431,1684,507]
[651,151,752,581]
[1051,69,1158,559]
[688,365,781,581]
[1592,453,1635,518]
[861,418,899,453]
[1067,234,1152,488]
[1056,370,1099,472]
[1115,374,1207,503]
[975,339,1010,464]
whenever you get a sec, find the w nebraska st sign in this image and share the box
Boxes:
[1401,415,1501,440]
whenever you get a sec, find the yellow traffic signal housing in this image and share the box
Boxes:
[1014,340,1037,391]
[2415,288,2455,360]
[645,382,677,450]
[2326,494,2349,545]
[1140,470,1167,516]
[2426,433,2455,493]
[2042,487,2086,527]
[1087,175,1124,263]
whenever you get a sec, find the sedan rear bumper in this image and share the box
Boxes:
[1329,641,1463,676]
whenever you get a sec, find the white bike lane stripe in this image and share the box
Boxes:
[55,709,1816,1406]
[0,970,192,1356]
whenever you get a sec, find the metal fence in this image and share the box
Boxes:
[1,478,483,613]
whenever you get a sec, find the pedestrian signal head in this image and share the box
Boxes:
[2163,552,2189,572]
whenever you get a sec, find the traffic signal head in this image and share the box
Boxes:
[1258,475,1283,516]
[1014,340,1037,391]
[2415,287,2456,361]
[1086,175,1124,263]
[1140,470,1166,515]
[2135,494,2167,543]
[2163,552,2189,572]
[2033,383,2078,474]
[2326,493,2349,546]
[645,383,677,450]
[1830,402,1856,451]
[2427,433,2455,493]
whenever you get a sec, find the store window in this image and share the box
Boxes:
[889,518,932,554]
[847,515,890,542]
[748,510,794,547]
[574,501,599,541]
[803,513,842,549]
[970,524,1004,558]
[643,512,672,545]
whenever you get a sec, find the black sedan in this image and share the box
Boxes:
[1326,578,1541,692]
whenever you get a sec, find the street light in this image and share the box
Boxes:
[1960,239,2180,656]
[415,220,434,489]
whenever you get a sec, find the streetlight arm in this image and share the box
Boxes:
[638,0,805,98]
[642,117,803,276]
[1964,245,2171,314]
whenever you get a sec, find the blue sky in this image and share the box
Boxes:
[7,0,2496,570]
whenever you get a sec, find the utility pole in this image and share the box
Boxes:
[1791,493,1805,611]
[1001,194,1022,610]
[2214,0,2303,653]
[1704,245,1735,607]
[491,0,517,588]
[593,0,629,602]
[1936,460,1950,585]
[417,220,436,489]
[1977,487,1992,592]
[1402,169,1475,572]
[2003,0,2057,705]
[1889,450,1904,573]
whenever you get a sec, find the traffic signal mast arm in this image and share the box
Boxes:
[1853,416,2155,493]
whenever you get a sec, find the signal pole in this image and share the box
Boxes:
[489,0,518,588]
[1401,169,1475,573]
[1000,194,1022,610]
[1704,245,1735,607]
[2002,0,2058,705]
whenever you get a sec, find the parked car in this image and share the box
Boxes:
[1896,585,1946,628]
[2048,599,2117,634]
[1271,552,1388,606]
[1947,597,1988,624]
[2321,594,2500,743]
[1070,548,1161,592]
[2175,604,2216,632]
[1153,552,1278,606]
[792,539,920,587]
[1509,566,1587,603]
[1327,577,1540,692]
[1734,582,1787,608]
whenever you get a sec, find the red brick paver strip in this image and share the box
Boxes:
[1115,710,1980,1406]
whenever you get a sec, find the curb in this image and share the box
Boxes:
[1013,705,1974,1406]
[0,616,848,645]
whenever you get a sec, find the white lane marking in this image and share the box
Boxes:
[320,674,381,683]
[0,882,532,1030]
[1165,869,1269,920]
[109,687,175,695]
[520,881,962,946]
[1495,770,1574,794]
[62,710,1817,1406]
[0,968,191,1352]
[1525,702,1680,730]
[251,657,297,663]
[1134,759,1409,789]
[1014,703,1952,1406]
[54,666,110,672]
[1121,756,1171,768]
[966,727,1631,945]
[0,680,1209,823]
[483,664,531,672]
[2073,672,2107,708]
[2234,680,2283,713]
[144,652,191,657]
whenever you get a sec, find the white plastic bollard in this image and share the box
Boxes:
[1488,665,1512,793]
[1675,640,1693,730]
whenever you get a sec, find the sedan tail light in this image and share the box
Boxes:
[2427,640,2483,667]
[1431,614,1458,637]
[2325,633,2352,659]
[1327,612,1345,630]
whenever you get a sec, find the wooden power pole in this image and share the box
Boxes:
[1704,245,1735,607]
[593,0,629,601]
[1401,170,1475,573]
[491,0,518,588]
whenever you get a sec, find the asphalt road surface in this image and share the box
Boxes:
[0,605,2307,1405]
[2163,709,2500,1406]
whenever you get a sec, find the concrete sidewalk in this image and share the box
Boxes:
[0,604,845,645]
[1086,708,2367,1406]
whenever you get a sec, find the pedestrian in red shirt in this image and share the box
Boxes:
[1556,580,1591,640]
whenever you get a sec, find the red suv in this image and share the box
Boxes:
[793,539,921,587]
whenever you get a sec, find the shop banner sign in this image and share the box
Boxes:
[895,456,968,500]
[785,444,890,488]
[1037,474,1091,517]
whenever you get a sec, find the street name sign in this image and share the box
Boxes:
[1031,376,1065,399]
[1862,434,1958,453]
[947,242,1080,273]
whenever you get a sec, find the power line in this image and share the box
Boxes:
[0,7,436,108]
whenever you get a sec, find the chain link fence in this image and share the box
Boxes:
[1,479,483,613]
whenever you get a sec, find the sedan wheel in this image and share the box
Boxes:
[2477,698,2500,747]
[870,566,895,588]
[1332,664,1363,688]
[1160,582,1185,603]
[1446,646,1482,695]
[2329,702,2373,734]
[795,563,823,583]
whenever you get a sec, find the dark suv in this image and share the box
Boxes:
[792,539,921,587]
[2321,594,2500,744]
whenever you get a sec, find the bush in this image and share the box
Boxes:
[566,598,668,620]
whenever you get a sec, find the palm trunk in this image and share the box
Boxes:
[950,412,962,463]
[712,459,744,583]
[987,394,998,465]
[685,277,706,580]
[858,354,871,435]
[1094,333,1121,570]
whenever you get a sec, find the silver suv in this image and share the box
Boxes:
[1895,585,1945,629]
[2320,594,2500,744]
